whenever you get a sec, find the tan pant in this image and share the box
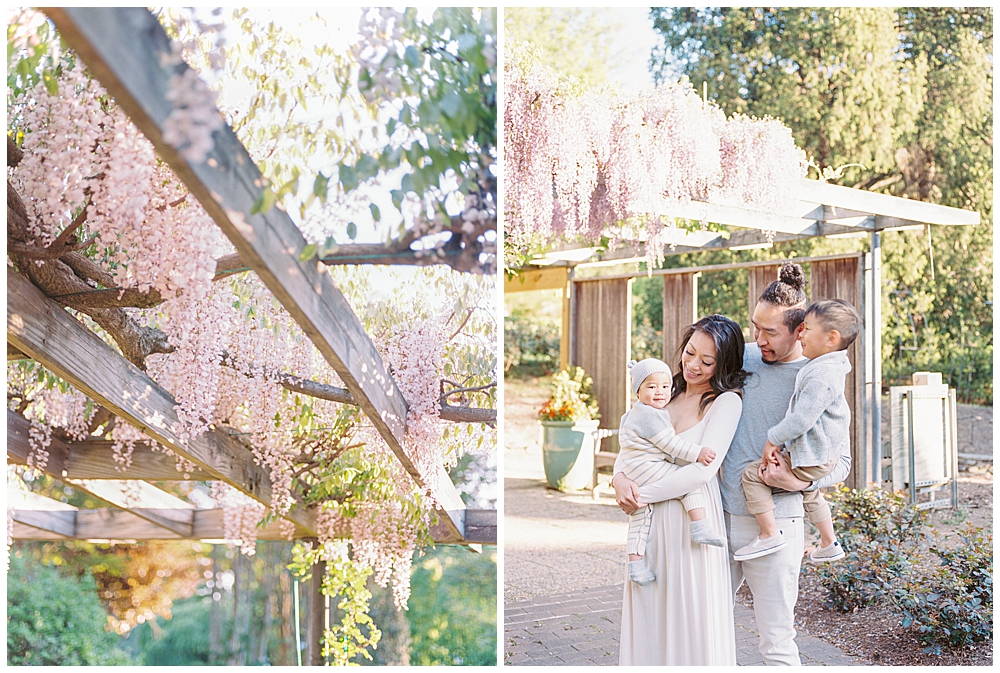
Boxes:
[742,453,839,524]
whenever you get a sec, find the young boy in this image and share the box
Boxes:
[734,298,861,563]
[619,358,724,586]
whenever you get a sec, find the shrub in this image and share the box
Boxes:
[892,524,993,653]
[812,487,928,612]
[537,367,600,422]
[504,311,559,373]
[7,553,132,665]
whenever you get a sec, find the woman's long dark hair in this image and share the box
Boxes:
[670,314,749,413]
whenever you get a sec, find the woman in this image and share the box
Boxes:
[613,315,748,666]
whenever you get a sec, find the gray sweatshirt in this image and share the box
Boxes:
[720,344,852,518]
[767,350,852,469]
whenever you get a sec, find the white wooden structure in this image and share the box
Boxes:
[507,178,979,489]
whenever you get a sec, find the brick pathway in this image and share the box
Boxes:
[504,585,859,666]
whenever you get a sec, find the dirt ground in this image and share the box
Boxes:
[504,375,994,666]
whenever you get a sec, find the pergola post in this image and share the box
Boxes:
[307,558,327,666]
[870,231,883,486]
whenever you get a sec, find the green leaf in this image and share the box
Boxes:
[404,45,421,68]
[313,172,330,199]
[386,118,396,137]
[369,204,381,222]
[355,154,379,180]
[251,187,277,215]
[299,243,318,261]
[347,222,358,240]
[390,189,404,211]
[439,91,463,118]
[339,163,359,192]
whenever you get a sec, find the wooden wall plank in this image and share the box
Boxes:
[46,7,466,542]
[810,255,866,490]
[662,273,698,368]
[571,278,631,451]
[7,269,316,534]
[747,265,782,321]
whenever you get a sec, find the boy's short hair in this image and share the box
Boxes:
[805,299,861,349]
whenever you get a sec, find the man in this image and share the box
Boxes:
[614,261,851,665]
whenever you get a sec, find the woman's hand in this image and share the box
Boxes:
[758,454,811,492]
[611,472,644,515]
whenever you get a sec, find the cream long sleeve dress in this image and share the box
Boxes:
[616,391,742,666]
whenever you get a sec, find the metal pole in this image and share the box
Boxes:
[870,230,883,486]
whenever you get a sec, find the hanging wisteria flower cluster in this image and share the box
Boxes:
[504,51,808,264]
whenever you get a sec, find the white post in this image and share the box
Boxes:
[870,230,883,486]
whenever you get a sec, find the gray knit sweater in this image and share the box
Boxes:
[767,350,852,469]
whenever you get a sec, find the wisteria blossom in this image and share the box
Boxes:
[504,53,808,266]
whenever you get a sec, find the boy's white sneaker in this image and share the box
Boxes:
[733,531,786,561]
[627,559,655,586]
[808,541,846,563]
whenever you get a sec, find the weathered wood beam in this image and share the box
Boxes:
[10,507,496,543]
[8,343,28,360]
[8,409,215,480]
[46,7,466,541]
[7,268,317,534]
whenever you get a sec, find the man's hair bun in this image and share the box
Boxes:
[778,261,806,292]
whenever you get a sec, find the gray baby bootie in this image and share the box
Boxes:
[689,520,726,547]
[628,559,655,586]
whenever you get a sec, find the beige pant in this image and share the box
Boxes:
[742,453,838,524]
[728,513,803,665]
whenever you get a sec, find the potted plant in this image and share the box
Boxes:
[538,367,601,491]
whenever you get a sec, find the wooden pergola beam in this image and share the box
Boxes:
[45,7,467,541]
[9,409,210,481]
[7,269,317,535]
[10,507,497,544]
[9,413,495,543]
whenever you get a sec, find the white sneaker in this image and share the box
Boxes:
[733,531,786,561]
[808,541,846,563]
[628,559,655,586]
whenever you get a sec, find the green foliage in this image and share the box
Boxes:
[651,7,993,404]
[407,547,497,665]
[812,487,928,612]
[537,367,599,422]
[340,8,496,235]
[126,597,212,665]
[7,553,133,666]
[892,524,993,653]
[503,309,559,373]
[289,541,381,666]
[504,8,627,87]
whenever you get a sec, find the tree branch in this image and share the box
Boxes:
[220,352,496,424]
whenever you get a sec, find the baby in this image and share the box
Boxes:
[619,358,725,586]
[734,299,861,563]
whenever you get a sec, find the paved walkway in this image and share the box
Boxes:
[503,425,858,666]
[504,585,857,666]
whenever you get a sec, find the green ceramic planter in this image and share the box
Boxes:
[540,419,600,491]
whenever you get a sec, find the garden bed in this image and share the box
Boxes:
[739,457,993,666]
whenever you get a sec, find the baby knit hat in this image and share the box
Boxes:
[628,358,672,396]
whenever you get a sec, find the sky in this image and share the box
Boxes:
[604,7,661,93]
